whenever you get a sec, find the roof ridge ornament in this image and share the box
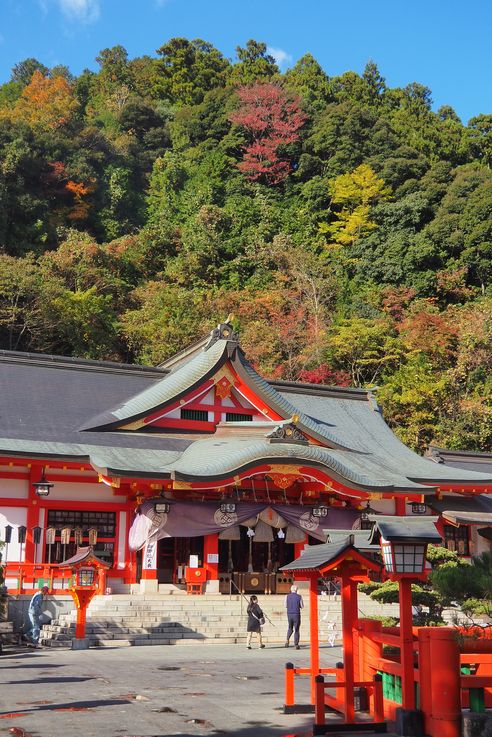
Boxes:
[204,315,239,351]
[266,415,308,445]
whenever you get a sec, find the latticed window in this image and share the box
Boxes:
[46,510,116,536]
[443,524,470,556]
[180,408,209,422]
[225,413,252,422]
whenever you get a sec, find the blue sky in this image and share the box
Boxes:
[0,0,490,123]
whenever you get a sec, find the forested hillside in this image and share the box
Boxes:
[0,40,491,452]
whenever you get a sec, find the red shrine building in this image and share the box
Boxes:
[1,320,492,595]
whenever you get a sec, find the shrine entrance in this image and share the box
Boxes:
[156,537,203,584]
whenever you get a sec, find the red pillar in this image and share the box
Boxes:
[203,533,219,581]
[399,578,415,709]
[395,497,407,516]
[294,535,307,559]
[341,573,355,722]
[350,579,360,682]
[427,627,461,737]
[25,465,43,565]
[309,573,320,703]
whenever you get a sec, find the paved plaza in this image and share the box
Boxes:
[0,642,344,737]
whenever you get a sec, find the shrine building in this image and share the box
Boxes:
[1,319,492,595]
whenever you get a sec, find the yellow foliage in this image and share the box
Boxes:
[320,164,390,249]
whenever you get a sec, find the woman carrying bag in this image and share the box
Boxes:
[246,595,265,650]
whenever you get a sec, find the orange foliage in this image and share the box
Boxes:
[5,70,79,131]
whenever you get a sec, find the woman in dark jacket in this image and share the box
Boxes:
[246,595,265,649]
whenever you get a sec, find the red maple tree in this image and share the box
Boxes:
[230,83,307,185]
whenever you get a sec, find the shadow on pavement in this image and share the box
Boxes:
[0,698,134,716]
[4,676,96,685]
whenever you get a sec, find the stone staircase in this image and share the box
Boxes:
[40,593,399,648]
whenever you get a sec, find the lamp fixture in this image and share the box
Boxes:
[33,468,54,497]
[361,500,377,521]
[312,505,328,518]
[155,502,170,514]
[411,503,427,515]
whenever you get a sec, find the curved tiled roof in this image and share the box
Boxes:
[80,338,230,431]
[160,433,434,492]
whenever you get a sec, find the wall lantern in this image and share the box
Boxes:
[155,502,171,514]
[312,505,328,518]
[361,500,377,522]
[220,502,236,514]
[369,515,441,579]
[33,468,54,497]
[411,503,427,515]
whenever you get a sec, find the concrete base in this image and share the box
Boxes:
[462,712,492,737]
[395,708,424,736]
[205,580,220,594]
[71,637,90,650]
[139,579,159,593]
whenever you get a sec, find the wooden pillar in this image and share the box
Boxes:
[395,497,407,516]
[341,573,355,722]
[399,578,415,709]
[25,465,43,565]
[203,533,219,581]
[294,535,307,559]
[350,579,360,682]
[309,573,320,703]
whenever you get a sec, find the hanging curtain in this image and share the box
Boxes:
[218,525,241,540]
[252,519,274,543]
[285,524,307,544]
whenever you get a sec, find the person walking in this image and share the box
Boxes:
[246,595,265,650]
[285,584,303,649]
[26,585,49,646]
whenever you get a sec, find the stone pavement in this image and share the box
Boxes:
[0,642,395,737]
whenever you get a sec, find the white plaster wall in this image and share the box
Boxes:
[117,511,127,569]
[49,481,123,503]
[0,507,28,561]
[0,478,29,499]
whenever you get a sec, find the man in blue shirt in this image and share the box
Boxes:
[26,585,49,646]
[285,584,304,649]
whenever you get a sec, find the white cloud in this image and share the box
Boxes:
[58,0,100,23]
[267,46,293,69]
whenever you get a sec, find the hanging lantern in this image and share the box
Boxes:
[32,526,42,544]
[220,502,236,514]
[4,525,12,544]
[88,528,98,546]
[312,505,329,518]
[33,468,54,497]
[74,527,83,546]
[18,526,27,544]
[277,529,285,539]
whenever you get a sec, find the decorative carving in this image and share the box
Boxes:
[266,463,304,489]
[267,420,307,445]
[173,480,193,490]
[204,318,239,351]
[215,376,233,399]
